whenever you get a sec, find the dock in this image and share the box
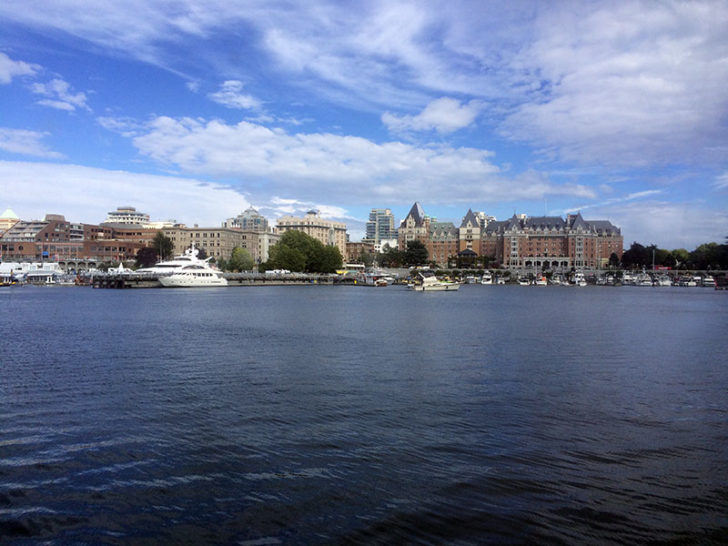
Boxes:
[91,272,336,288]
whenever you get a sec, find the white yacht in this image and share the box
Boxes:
[136,246,210,275]
[703,275,715,287]
[480,271,493,285]
[408,270,460,291]
[573,272,587,286]
[158,265,228,288]
[138,246,228,287]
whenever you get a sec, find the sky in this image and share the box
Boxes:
[1,0,727,250]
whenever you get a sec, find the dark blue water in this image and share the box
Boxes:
[1,285,727,544]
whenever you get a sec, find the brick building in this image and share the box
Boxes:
[482,213,623,270]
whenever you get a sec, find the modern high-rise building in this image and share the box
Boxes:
[223,207,270,232]
[365,208,396,244]
[102,206,150,226]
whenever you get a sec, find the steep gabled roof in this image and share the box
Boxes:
[588,220,621,235]
[504,214,522,231]
[484,220,508,234]
[429,221,458,241]
[569,212,592,231]
[524,216,566,231]
[402,202,426,227]
[460,208,479,228]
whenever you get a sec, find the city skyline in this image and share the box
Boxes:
[1,1,727,249]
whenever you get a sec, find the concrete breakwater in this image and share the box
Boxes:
[91,272,336,288]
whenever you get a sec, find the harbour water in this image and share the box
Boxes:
[1,285,727,544]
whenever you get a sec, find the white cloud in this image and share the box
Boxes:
[600,200,728,249]
[97,116,146,138]
[715,172,728,190]
[382,97,482,134]
[130,115,594,206]
[0,128,63,158]
[207,80,261,110]
[0,52,40,84]
[30,78,91,112]
[559,189,663,215]
[0,160,250,226]
[499,1,728,167]
[3,0,726,175]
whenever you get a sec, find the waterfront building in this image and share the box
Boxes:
[364,208,397,245]
[428,221,459,267]
[0,208,20,235]
[0,214,146,267]
[398,202,430,251]
[162,226,279,264]
[0,214,71,260]
[482,213,623,270]
[345,241,375,263]
[459,209,481,254]
[102,206,151,226]
[275,210,347,257]
[223,207,269,231]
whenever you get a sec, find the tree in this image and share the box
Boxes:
[266,231,342,272]
[404,240,428,266]
[670,248,689,269]
[621,242,648,269]
[135,246,158,268]
[267,244,306,272]
[359,251,375,267]
[152,231,174,261]
[608,252,620,268]
[195,246,208,260]
[227,247,255,272]
[378,243,404,267]
[690,242,722,270]
[319,245,344,273]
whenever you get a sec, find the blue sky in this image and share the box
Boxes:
[1,0,727,249]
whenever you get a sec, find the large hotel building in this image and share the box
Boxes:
[398,202,623,269]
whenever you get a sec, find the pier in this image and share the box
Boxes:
[91,272,336,288]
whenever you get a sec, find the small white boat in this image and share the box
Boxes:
[573,272,587,286]
[480,271,492,285]
[534,276,547,286]
[703,275,715,287]
[408,270,460,291]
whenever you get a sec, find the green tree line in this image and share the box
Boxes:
[620,239,728,270]
[260,231,343,273]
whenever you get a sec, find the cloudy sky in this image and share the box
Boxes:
[1,0,727,249]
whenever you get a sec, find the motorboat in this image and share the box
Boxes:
[136,245,211,275]
[140,245,228,287]
[534,276,548,286]
[158,264,228,288]
[408,270,460,291]
[702,275,715,287]
[480,271,492,285]
[655,276,672,287]
[573,272,587,286]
